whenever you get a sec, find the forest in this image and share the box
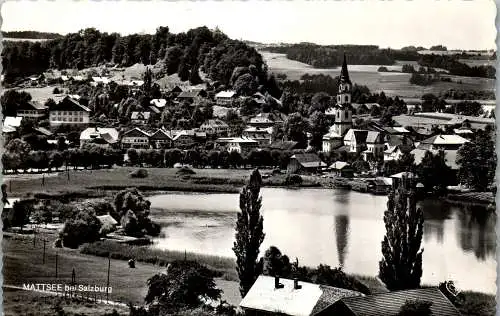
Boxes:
[1,26,275,91]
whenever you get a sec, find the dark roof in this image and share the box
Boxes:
[18,101,47,111]
[291,153,327,168]
[150,129,172,140]
[339,288,460,316]
[51,96,90,112]
[340,53,352,85]
[177,89,206,99]
[312,285,364,315]
[351,130,368,143]
[268,140,299,151]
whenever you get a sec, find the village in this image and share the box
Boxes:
[0,2,497,315]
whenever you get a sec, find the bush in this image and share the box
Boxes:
[129,169,149,178]
[285,174,302,186]
[60,209,102,248]
[176,166,196,175]
[52,87,60,94]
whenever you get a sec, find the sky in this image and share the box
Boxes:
[1,0,497,50]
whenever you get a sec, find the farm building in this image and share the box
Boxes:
[287,153,327,174]
[328,161,354,178]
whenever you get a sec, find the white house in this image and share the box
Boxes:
[120,127,150,149]
[216,137,258,155]
[80,127,119,147]
[49,96,90,126]
[362,131,385,161]
[215,90,237,106]
[242,126,273,147]
[131,111,151,125]
[16,101,48,120]
[199,119,230,136]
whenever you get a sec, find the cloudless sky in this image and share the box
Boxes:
[1,0,496,50]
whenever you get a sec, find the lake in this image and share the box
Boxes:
[148,188,496,294]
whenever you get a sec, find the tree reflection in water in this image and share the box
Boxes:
[419,199,452,244]
[334,215,349,268]
[456,205,496,260]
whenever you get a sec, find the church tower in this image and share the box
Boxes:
[332,54,353,136]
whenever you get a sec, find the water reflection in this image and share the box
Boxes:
[419,199,452,244]
[334,215,349,268]
[456,205,496,260]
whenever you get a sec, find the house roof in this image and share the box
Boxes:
[338,288,460,316]
[3,116,23,128]
[366,131,382,144]
[215,90,236,98]
[268,141,299,151]
[122,127,150,138]
[420,134,469,146]
[97,214,118,227]
[216,137,258,144]
[329,161,351,170]
[453,128,473,135]
[150,99,167,108]
[390,172,418,179]
[18,100,47,111]
[177,90,203,98]
[131,111,151,120]
[80,127,119,141]
[148,106,161,114]
[51,96,90,112]
[34,127,53,136]
[411,148,460,170]
[150,129,173,140]
[244,126,273,134]
[201,119,229,128]
[323,127,343,140]
[291,154,327,168]
[344,129,369,143]
[239,275,363,316]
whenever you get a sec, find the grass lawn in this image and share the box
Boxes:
[3,287,129,316]
[4,167,274,198]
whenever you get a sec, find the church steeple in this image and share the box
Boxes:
[340,53,351,85]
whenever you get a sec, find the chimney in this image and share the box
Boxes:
[294,278,302,290]
[274,276,284,289]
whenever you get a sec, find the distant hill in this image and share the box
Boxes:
[2,31,63,39]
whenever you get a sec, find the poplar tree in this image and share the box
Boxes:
[379,174,424,291]
[233,169,265,297]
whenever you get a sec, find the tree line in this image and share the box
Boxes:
[2,26,277,94]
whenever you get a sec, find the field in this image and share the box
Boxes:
[3,167,275,198]
[261,51,495,98]
[3,287,129,316]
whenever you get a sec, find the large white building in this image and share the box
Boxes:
[49,96,90,126]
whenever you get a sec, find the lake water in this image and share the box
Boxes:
[148,188,496,294]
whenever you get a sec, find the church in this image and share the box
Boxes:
[322,54,354,152]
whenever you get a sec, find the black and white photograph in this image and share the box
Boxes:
[0,1,497,315]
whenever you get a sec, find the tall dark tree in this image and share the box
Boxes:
[379,175,424,291]
[233,169,265,297]
[456,132,496,191]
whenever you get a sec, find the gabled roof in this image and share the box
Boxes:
[177,90,204,98]
[97,214,118,227]
[216,137,258,144]
[18,100,47,111]
[215,90,236,98]
[80,127,119,141]
[148,106,161,114]
[344,129,368,143]
[150,129,172,140]
[390,171,418,179]
[201,119,229,128]
[291,154,327,168]
[338,288,460,316]
[329,161,351,170]
[420,134,469,146]
[122,127,150,138]
[366,131,382,144]
[239,275,363,316]
[244,126,273,134]
[268,141,299,151]
[51,96,90,112]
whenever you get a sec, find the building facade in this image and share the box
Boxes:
[49,96,91,126]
